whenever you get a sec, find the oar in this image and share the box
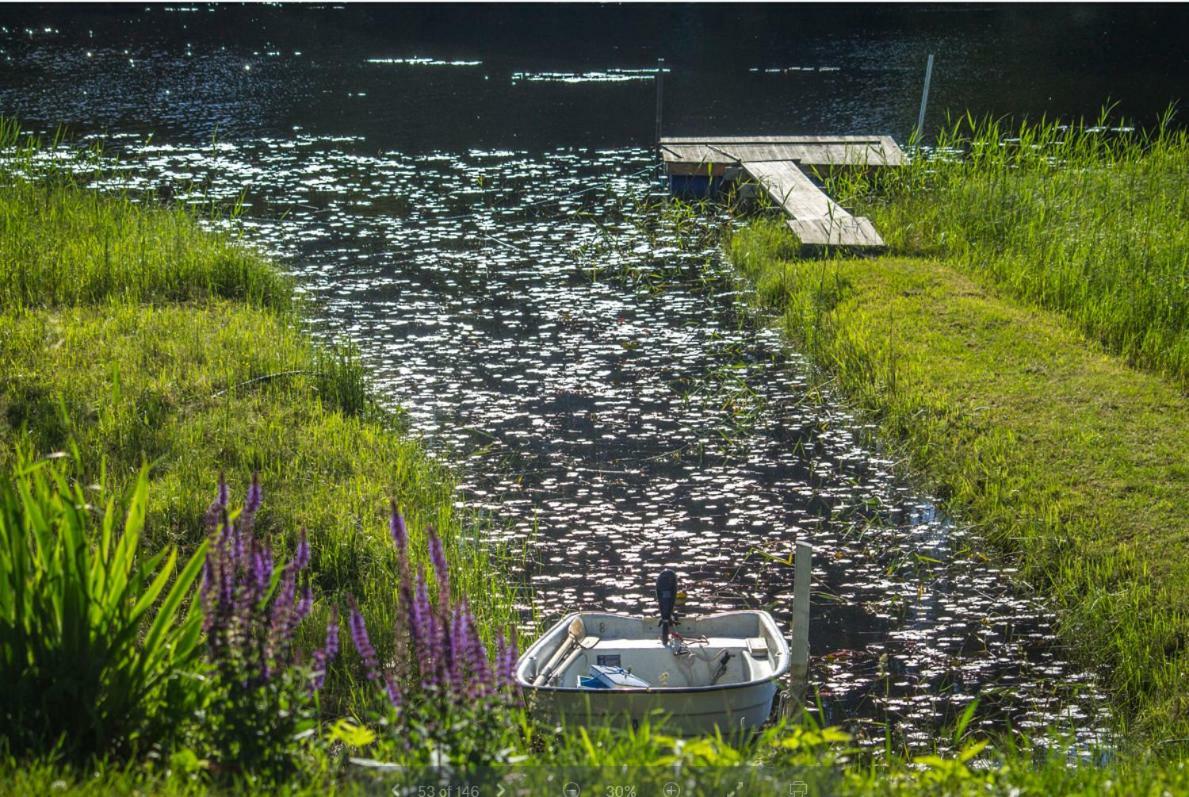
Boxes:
[532,616,586,686]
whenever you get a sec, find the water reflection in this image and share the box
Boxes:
[1,5,1182,152]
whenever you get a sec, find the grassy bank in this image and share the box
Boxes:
[0,151,518,739]
[828,111,1189,388]
[728,118,1188,745]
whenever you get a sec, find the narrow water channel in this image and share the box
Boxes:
[65,136,1108,751]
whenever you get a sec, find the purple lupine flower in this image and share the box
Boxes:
[217,512,235,609]
[311,607,340,693]
[348,598,381,681]
[425,606,442,689]
[446,602,464,691]
[203,514,239,641]
[201,474,334,697]
[384,673,402,708]
[296,586,313,621]
[231,520,246,571]
[409,573,435,682]
[200,558,216,619]
[494,632,510,689]
[264,563,299,679]
[458,601,492,697]
[251,541,274,594]
[325,609,341,658]
[495,630,519,690]
[271,564,297,625]
[203,511,239,648]
[428,529,449,599]
[201,559,228,637]
[204,473,230,531]
[389,501,408,554]
[294,529,310,570]
[239,538,266,619]
[244,471,263,515]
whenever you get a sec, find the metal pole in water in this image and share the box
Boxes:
[655,57,665,149]
[785,541,812,713]
[915,53,935,144]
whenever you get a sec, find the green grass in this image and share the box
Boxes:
[5,717,1189,796]
[821,110,1189,388]
[0,171,519,722]
[0,173,292,313]
[729,216,1189,743]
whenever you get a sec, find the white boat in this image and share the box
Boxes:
[514,608,792,736]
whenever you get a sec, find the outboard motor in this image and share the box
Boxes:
[656,569,678,644]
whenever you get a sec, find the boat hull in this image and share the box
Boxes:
[516,610,789,736]
[526,677,779,736]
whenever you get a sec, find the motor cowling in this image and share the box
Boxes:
[656,569,678,644]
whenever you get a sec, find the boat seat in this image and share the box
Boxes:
[590,636,747,650]
[746,637,769,659]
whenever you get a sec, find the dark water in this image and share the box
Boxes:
[5,3,1183,751]
[1,4,1185,148]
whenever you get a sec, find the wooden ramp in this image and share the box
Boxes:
[660,135,903,248]
[740,159,884,247]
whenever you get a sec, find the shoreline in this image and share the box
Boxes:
[0,167,521,719]
[727,219,1188,746]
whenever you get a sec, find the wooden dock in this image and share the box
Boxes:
[659,135,904,248]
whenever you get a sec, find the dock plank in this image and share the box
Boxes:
[787,216,884,248]
[660,135,904,167]
[661,135,884,144]
[742,159,884,248]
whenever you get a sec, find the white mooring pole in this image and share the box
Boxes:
[785,541,812,712]
[915,53,935,144]
[655,57,665,149]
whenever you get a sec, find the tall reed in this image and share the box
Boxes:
[0,116,291,312]
[826,107,1189,387]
